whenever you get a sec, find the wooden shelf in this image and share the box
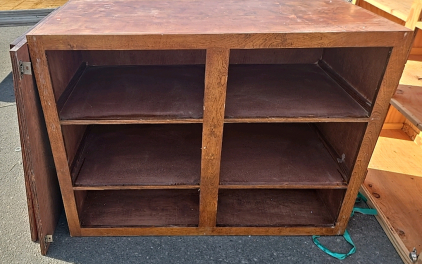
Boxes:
[72,124,202,188]
[217,189,342,227]
[219,123,347,188]
[59,65,205,123]
[390,60,422,130]
[224,64,368,121]
[79,189,199,227]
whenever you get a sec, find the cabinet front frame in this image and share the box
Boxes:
[26,31,412,236]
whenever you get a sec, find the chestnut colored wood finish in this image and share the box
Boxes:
[15,0,412,253]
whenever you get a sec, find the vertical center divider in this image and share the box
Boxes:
[199,48,230,228]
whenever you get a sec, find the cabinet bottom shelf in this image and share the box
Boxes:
[78,189,199,227]
[217,189,344,227]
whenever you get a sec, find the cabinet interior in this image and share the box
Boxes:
[44,47,388,228]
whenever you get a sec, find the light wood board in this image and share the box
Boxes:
[363,0,413,21]
[0,0,67,11]
[362,129,422,264]
[391,60,422,130]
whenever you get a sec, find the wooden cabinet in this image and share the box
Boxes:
[11,0,412,255]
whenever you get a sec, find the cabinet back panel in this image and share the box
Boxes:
[229,48,322,64]
[321,47,391,104]
[316,122,367,182]
[46,50,83,101]
[81,50,206,65]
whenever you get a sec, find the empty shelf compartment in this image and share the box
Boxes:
[217,189,344,227]
[78,189,199,227]
[220,123,347,188]
[225,64,368,119]
[72,124,202,188]
[59,65,205,121]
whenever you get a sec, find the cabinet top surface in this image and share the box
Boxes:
[28,0,408,36]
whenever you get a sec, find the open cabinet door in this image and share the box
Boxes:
[10,37,62,255]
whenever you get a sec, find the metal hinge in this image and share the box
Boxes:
[19,61,32,79]
[45,235,53,243]
[410,248,419,263]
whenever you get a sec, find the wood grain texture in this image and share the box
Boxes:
[335,32,413,232]
[217,189,337,227]
[27,36,82,236]
[81,50,206,66]
[34,32,409,51]
[220,124,346,188]
[229,49,322,64]
[361,184,422,264]
[363,129,422,263]
[10,41,62,255]
[59,65,205,121]
[79,190,199,227]
[10,39,38,242]
[356,0,406,25]
[199,48,229,228]
[391,85,422,130]
[72,125,202,187]
[383,105,406,126]
[391,59,422,130]
[78,226,341,236]
[402,118,422,146]
[225,64,368,119]
[405,0,422,29]
[27,0,407,36]
[361,0,414,21]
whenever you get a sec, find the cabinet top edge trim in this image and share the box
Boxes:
[27,32,408,51]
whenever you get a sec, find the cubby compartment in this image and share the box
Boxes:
[76,189,200,227]
[69,124,202,188]
[216,189,345,227]
[220,123,366,187]
[45,50,206,123]
[225,48,391,121]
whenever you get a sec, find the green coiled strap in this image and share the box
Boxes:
[312,230,356,260]
[312,192,377,260]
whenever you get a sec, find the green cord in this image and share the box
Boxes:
[312,230,356,260]
[312,192,377,259]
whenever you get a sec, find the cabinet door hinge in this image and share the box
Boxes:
[44,235,53,243]
[19,61,32,79]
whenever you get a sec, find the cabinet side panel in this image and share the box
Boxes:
[316,122,367,182]
[322,47,391,104]
[62,125,87,167]
[229,48,323,64]
[81,50,206,66]
[316,189,346,221]
[46,50,83,101]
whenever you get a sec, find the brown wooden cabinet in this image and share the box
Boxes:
[10,0,412,255]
